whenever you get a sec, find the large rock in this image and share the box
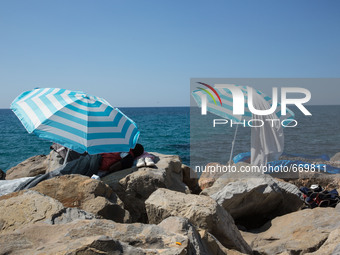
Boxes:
[145,188,253,254]
[160,216,246,255]
[5,150,63,180]
[45,150,63,173]
[0,187,214,254]
[201,164,303,228]
[242,208,340,255]
[158,216,211,254]
[31,174,131,223]
[305,228,340,255]
[331,244,340,255]
[198,162,227,190]
[0,217,213,254]
[199,229,247,255]
[0,190,64,232]
[102,152,191,222]
[5,155,48,180]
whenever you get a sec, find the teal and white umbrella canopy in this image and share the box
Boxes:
[11,88,140,154]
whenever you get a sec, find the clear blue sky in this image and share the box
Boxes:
[1,0,339,108]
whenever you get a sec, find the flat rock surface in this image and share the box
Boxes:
[32,174,131,223]
[241,207,340,255]
[0,190,64,232]
[0,218,213,255]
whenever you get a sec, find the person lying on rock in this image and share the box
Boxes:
[97,143,144,176]
[0,144,145,194]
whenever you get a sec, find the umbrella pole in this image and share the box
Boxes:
[229,118,241,163]
[63,148,70,165]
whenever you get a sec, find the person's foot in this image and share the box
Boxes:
[145,157,155,167]
[136,158,146,167]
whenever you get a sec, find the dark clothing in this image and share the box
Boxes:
[13,148,135,191]
[14,154,102,191]
[120,154,134,169]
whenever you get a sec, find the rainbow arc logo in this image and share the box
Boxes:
[196,82,222,106]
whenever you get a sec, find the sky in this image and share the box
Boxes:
[1,0,339,108]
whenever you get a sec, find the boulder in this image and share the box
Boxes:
[0,190,64,232]
[0,218,210,254]
[158,216,210,254]
[31,174,131,223]
[332,244,340,255]
[199,229,247,255]
[241,207,340,255]
[199,162,259,195]
[102,152,191,222]
[198,162,227,190]
[160,217,247,254]
[5,150,67,179]
[201,164,303,228]
[101,166,138,191]
[145,188,253,254]
[0,188,96,228]
[305,228,340,255]
[5,155,48,180]
[45,150,63,173]
[331,152,340,162]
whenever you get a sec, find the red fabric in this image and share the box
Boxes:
[99,153,122,171]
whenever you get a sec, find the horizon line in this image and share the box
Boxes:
[1,104,340,110]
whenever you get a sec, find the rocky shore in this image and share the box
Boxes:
[0,151,340,254]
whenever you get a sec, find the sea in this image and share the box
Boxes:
[0,106,339,173]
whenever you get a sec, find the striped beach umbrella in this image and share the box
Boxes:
[11,88,140,155]
[192,82,295,122]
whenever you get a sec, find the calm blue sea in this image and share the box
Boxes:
[0,106,339,173]
[0,107,190,172]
